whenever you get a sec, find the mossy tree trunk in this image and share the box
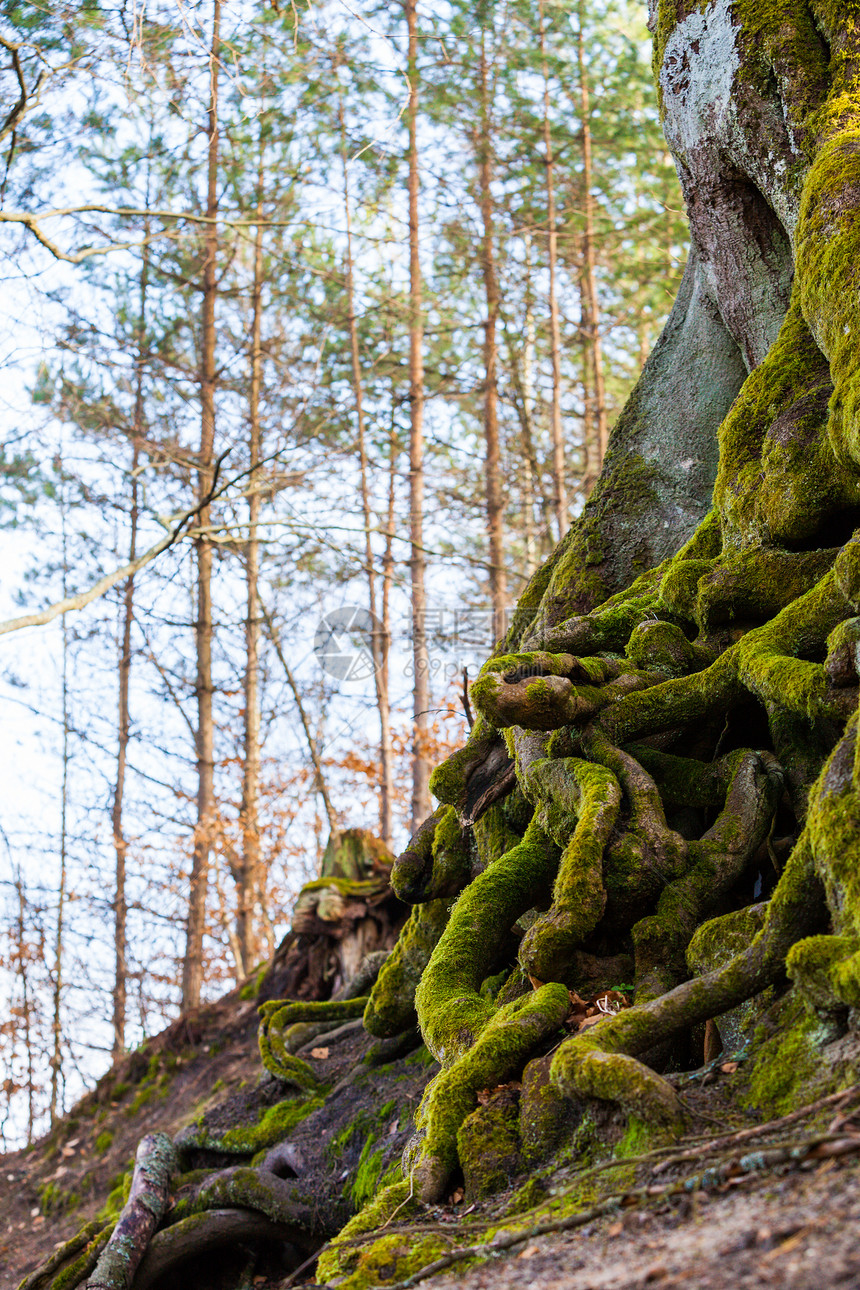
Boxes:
[361,0,860,1205]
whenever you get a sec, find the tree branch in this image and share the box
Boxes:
[0,449,233,638]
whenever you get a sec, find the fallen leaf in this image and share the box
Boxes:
[762,1231,805,1262]
[607,1221,623,1237]
[310,1047,330,1059]
[720,1061,739,1073]
[517,1244,542,1259]
[528,973,545,989]
[577,1014,606,1032]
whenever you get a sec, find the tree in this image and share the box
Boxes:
[25,4,860,1288]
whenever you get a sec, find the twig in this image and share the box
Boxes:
[360,1131,860,1290]
[652,1083,860,1174]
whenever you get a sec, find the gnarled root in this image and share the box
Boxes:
[407,983,570,1203]
[415,819,559,1065]
[85,1131,177,1290]
[518,757,619,981]
[134,1210,307,1290]
[551,830,827,1126]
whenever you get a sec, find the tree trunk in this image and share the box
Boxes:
[405,0,431,831]
[112,234,148,1060]
[577,1,607,473]
[182,0,221,1013]
[238,153,265,983]
[337,82,395,848]
[50,479,69,1125]
[539,0,568,539]
[476,24,507,644]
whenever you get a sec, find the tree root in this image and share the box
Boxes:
[364,898,451,1039]
[85,1132,177,1289]
[17,1222,112,1290]
[517,756,619,982]
[134,1210,309,1290]
[551,827,826,1125]
[415,819,560,1065]
[406,983,570,1204]
[258,996,369,1076]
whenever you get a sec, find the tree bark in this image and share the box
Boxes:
[577,1,607,473]
[476,23,507,645]
[405,0,431,831]
[337,80,395,848]
[50,473,69,1125]
[237,148,265,982]
[539,0,568,539]
[182,0,221,1013]
[112,233,148,1060]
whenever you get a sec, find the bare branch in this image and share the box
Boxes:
[0,449,234,637]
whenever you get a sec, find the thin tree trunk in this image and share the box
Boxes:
[261,603,339,841]
[50,482,69,1124]
[337,84,394,848]
[577,0,608,470]
[182,0,220,1013]
[14,866,34,1144]
[539,0,568,539]
[238,148,265,982]
[579,250,595,491]
[405,0,431,831]
[477,24,507,643]
[504,323,538,576]
[381,411,398,842]
[112,235,149,1061]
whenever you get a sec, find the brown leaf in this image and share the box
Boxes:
[310,1046,330,1059]
[577,1014,606,1032]
[607,1221,623,1237]
[528,973,545,990]
[720,1061,739,1073]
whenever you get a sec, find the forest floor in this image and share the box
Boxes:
[2,980,858,1290]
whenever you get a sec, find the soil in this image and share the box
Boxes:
[428,1157,860,1290]
[3,979,859,1290]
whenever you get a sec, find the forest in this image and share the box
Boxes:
[0,0,682,1138]
[3,1,860,1289]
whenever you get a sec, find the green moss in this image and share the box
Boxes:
[410,982,570,1203]
[415,819,560,1066]
[518,758,619,982]
[349,1137,387,1209]
[364,898,450,1039]
[239,959,270,1001]
[97,1170,132,1222]
[38,1181,81,1217]
[744,996,828,1115]
[457,1090,522,1201]
[48,1223,114,1290]
[316,1180,420,1283]
[191,1094,323,1156]
[94,1129,113,1154]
